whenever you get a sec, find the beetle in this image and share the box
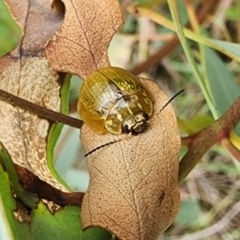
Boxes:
[77,67,154,135]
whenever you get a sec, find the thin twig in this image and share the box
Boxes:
[179,96,240,184]
[0,89,83,129]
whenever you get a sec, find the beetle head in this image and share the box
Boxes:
[122,112,149,135]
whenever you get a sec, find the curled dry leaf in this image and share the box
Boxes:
[46,0,124,79]
[81,79,181,240]
[0,0,67,192]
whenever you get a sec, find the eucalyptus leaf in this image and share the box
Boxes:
[203,46,240,133]
[0,160,111,240]
[175,200,202,225]
[208,40,240,59]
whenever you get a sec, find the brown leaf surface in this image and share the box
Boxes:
[46,0,124,79]
[0,0,68,191]
[81,79,181,240]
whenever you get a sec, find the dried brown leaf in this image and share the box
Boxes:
[81,79,181,240]
[46,0,124,79]
[0,0,68,191]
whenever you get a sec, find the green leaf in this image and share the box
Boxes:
[0,142,38,208]
[0,164,30,239]
[31,204,82,240]
[175,200,202,225]
[208,39,240,59]
[0,195,13,240]
[46,74,72,190]
[179,115,214,133]
[203,46,240,133]
[167,0,216,116]
[32,203,112,240]
[0,0,22,57]
[0,158,111,240]
[82,227,112,240]
[0,143,80,239]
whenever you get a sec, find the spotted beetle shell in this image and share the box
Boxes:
[77,67,154,135]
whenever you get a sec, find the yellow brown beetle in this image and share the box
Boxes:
[77,67,154,135]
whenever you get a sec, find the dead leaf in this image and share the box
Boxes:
[0,0,124,201]
[0,0,68,192]
[46,0,124,79]
[81,79,181,240]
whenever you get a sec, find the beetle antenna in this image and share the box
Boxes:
[84,133,133,157]
[84,139,121,157]
[159,89,184,113]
